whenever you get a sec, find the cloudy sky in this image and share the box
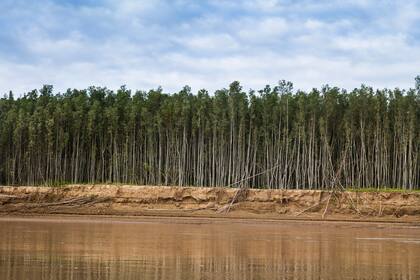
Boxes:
[1,0,419,95]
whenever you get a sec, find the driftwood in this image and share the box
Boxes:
[295,194,330,217]
[0,194,21,198]
[23,196,110,208]
[221,163,284,214]
[322,193,333,219]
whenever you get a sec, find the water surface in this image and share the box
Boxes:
[0,216,419,279]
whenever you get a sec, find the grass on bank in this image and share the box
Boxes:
[346,187,420,193]
[30,181,420,193]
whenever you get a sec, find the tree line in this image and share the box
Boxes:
[0,80,418,189]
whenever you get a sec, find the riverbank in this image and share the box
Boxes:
[0,185,419,222]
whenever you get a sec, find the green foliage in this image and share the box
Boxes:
[346,187,420,193]
[0,81,418,190]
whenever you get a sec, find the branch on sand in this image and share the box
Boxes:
[220,163,283,214]
[23,196,110,208]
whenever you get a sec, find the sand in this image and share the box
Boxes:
[0,185,419,223]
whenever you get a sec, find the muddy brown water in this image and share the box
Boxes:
[0,216,419,280]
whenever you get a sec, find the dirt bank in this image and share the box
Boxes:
[1,185,419,222]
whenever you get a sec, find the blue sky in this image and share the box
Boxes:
[1,0,419,94]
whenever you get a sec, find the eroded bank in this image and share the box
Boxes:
[0,185,419,222]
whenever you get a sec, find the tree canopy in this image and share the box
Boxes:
[0,81,418,189]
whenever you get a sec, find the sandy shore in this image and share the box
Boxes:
[1,185,419,223]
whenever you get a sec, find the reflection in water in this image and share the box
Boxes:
[0,217,419,279]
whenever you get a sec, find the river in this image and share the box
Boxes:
[0,216,419,279]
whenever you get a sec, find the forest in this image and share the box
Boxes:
[0,80,418,189]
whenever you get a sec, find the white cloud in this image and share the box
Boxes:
[304,19,325,30]
[106,0,163,16]
[176,34,239,52]
[244,0,282,11]
[236,17,288,41]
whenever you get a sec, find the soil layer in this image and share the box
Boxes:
[1,185,419,222]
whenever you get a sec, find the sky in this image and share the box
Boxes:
[1,0,420,95]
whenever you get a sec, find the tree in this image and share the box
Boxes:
[0,82,418,190]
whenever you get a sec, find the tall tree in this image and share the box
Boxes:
[0,82,418,190]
